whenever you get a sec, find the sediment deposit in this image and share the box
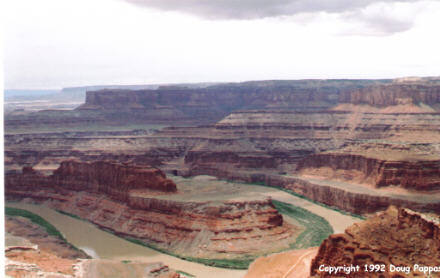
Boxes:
[5,79,389,128]
[5,161,299,260]
[5,215,180,278]
[297,152,440,190]
[5,78,440,218]
[244,247,319,278]
[339,81,440,107]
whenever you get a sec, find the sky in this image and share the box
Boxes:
[3,0,440,89]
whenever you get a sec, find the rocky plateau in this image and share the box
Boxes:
[5,160,300,261]
[244,206,440,277]
[4,77,440,277]
[5,78,440,217]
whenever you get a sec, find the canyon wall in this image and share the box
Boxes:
[5,161,299,260]
[310,207,440,277]
[52,160,177,201]
[5,78,440,220]
[79,79,379,112]
[339,82,440,107]
[5,79,387,128]
[244,206,440,278]
[183,110,440,177]
[179,169,440,215]
[297,153,440,190]
[6,109,440,215]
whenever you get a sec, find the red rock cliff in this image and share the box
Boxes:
[297,153,440,191]
[310,207,440,277]
[339,82,440,107]
[5,161,298,260]
[51,160,177,200]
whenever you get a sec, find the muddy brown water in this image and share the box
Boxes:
[5,176,360,277]
[168,175,361,233]
[6,202,246,278]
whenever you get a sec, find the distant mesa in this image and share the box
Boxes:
[4,76,440,275]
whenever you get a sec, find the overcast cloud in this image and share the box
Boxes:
[123,0,422,35]
[123,0,418,19]
[3,0,440,89]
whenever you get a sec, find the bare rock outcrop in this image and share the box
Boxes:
[297,153,440,190]
[52,160,177,200]
[5,216,181,278]
[244,247,319,278]
[243,206,440,278]
[5,161,299,260]
[339,82,440,108]
[310,207,440,277]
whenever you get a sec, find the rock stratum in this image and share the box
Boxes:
[297,152,440,191]
[339,80,440,108]
[5,79,389,127]
[52,160,177,201]
[4,77,440,217]
[5,160,299,261]
[5,213,180,278]
[310,206,440,277]
[244,206,440,278]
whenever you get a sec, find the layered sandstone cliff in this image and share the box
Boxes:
[79,79,378,112]
[13,79,379,126]
[310,207,440,277]
[339,82,440,108]
[244,206,440,278]
[5,78,440,221]
[5,214,180,278]
[183,110,440,176]
[6,108,440,216]
[52,160,177,201]
[297,152,440,190]
[5,161,299,260]
[178,170,440,215]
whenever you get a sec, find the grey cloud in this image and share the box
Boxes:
[361,15,414,35]
[339,3,416,36]
[123,0,419,20]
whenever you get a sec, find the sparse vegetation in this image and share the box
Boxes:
[56,209,82,220]
[5,207,88,255]
[242,180,366,220]
[5,207,65,240]
[43,181,338,269]
[55,207,254,269]
[113,200,333,269]
[176,270,195,277]
[272,200,333,249]
[123,237,253,269]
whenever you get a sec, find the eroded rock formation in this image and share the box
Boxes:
[52,160,177,200]
[297,152,440,190]
[5,79,390,128]
[5,215,181,278]
[339,81,440,107]
[244,206,440,278]
[5,78,440,219]
[5,161,299,260]
[310,207,440,277]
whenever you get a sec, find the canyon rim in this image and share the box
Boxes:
[3,0,440,277]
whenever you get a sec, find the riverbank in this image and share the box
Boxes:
[6,202,247,278]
